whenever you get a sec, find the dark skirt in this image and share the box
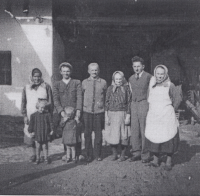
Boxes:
[145,132,179,154]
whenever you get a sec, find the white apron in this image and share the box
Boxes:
[24,84,47,137]
[145,77,178,144]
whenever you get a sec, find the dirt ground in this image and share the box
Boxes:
[0,115,200,195]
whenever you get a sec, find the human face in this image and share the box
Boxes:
[32,73,41,84]
[64,109,74,119]
[60,66,71,79]
[88,65,99,79]
[38,105,45,113]
[114,73,123,86]
[132,61,144,74]
[155,67,165,83]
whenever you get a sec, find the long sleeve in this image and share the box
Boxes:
[76,80,82,111]
[28,114,35,133]
[126,85,132,114]
[59,117,66,128]
[46,83,54,116]
[105,86,112,111]
[53,82,63,114]
[21,87,27,117]
[169,83,183,111]
[47,113,54,132]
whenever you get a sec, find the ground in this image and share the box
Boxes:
[0,115,200,195]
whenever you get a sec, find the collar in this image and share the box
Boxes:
[135,71,144,78]
[88,77,101,82]
[62,78,71,84]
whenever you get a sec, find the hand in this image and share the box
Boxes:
[124,114,130,125]
[24,116,29,125]
[50,130,54,135]
[75,110,81,123]
[63,116,69,122]
[75,116,80,123]
[30,132,35,138]
[105,115,111,126]
[61,111,65,118]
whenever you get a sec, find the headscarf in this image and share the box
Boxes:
[153,65,170,88]
[29,68,44,89]
[112,71,128,93]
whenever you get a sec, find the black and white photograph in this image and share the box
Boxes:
[0,0,200,195]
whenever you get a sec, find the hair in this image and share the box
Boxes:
[131,56,144,65]
[36,99,48,109]
[32,68,42,77]
[64,106,75,119]
[59,62,73,72]
[88,63,99,71]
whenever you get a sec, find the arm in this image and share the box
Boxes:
[126,85,132,114]
[75,80,82,120]
[46,83,54,116]
[47,113,54,135]
[59,117,68,128]
[53,81,64,114]
[125,85,131,125]
[21,87,29,125]
[105,86,112,125]
[21,87,27,117]
[28,114,34,133]
[169,83,183,111]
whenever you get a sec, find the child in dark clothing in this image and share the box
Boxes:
[60,106,82,163]
[28,100,54,164]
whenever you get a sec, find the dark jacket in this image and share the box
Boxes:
[53,79,82,114]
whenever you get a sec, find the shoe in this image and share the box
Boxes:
[142,157,153,163]
[29,155,36,162]
[62,155,67,161]
[72,159,77,164]
[111,155,118,161]
[147,161,159,167]
[44,158,50,164]
[34,159,40,165]
[129,156,141,162]
[96,157,102,161]
[86,156,93,163]
[164,165,172,171]
[66,159,71,163]
[118,156,126,162]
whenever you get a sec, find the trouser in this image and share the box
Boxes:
[35,141,48,160]
[130,100,149,160]
[66,145,76,160]
[83,112,104,158]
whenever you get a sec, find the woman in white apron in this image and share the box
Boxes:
[21,68,54,162]
[105,71,131,161]
[145,65,182,171]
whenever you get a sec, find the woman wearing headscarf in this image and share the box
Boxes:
[145,65,182,170]
[21,68,54,162]
[105,71,132,161]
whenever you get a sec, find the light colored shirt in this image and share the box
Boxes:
[135,71,144,79]
[62,78,71,85]
[82,77,107,114]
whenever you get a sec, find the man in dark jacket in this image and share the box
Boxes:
[53,62,82,160]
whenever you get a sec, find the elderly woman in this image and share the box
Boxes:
[105,71,132,161]
[21,68,54,162]
[145,65,182,171]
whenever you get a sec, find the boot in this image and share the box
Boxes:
[111,145,118,161]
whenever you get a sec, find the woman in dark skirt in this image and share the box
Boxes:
[145,65,182,171]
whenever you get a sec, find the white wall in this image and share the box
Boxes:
[0,0,52,116]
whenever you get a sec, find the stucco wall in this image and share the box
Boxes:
[0,0,52,116]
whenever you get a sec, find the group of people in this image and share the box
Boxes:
[21,56,182,171]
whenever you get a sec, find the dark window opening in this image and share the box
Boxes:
[0,51,12,85]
